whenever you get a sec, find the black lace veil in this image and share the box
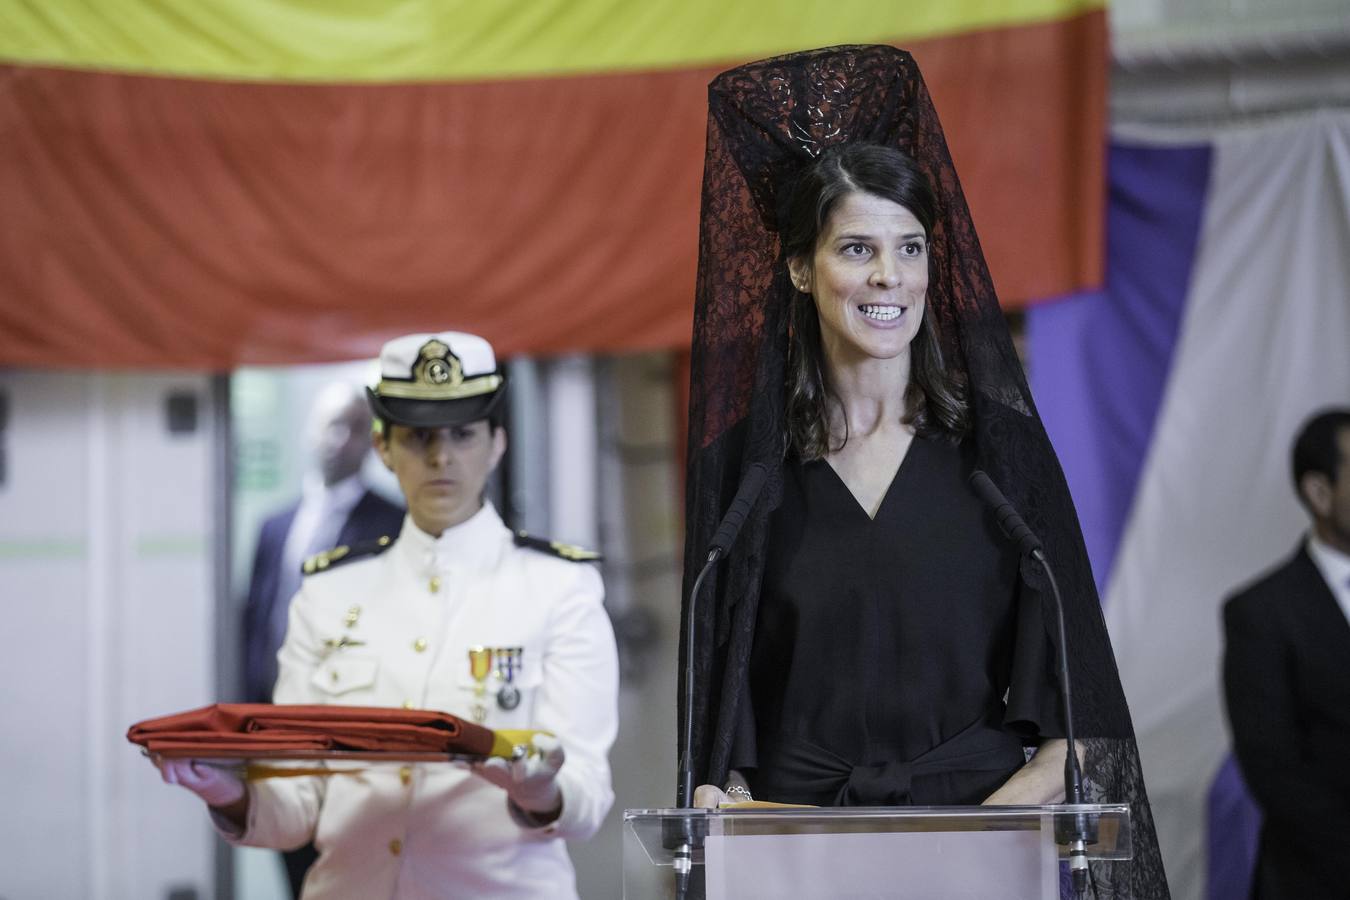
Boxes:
[680,46,1169,899]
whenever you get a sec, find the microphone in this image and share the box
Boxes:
[673,462,770,898]
[968,470,1043,559]
[706,462,770,560]
[968,470,1091,897]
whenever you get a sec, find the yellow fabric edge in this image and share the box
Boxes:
[491,729,548,759]
[0,0,1106,83]
[232,729,547,779]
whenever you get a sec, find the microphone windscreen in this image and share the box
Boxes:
[968,469,1005,509]
[709,462,769,554]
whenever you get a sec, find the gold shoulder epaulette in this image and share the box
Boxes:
[301,535,394,576]
[513,531,603,563]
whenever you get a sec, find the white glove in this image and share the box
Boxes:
[158,758,246,809]
[472,733,565,814]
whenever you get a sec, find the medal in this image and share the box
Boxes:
[467,646,493,723]
[495,647,523,710]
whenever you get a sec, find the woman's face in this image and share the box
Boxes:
[789,191,928,367]
[375,420,506,536]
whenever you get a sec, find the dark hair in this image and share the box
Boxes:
[779,142,969,459]
[1292,408,1350,504]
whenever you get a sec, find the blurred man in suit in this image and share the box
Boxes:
[1222,408,1350,899]
[241,381,404,897]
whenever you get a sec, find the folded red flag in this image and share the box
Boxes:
[127,703,496,759]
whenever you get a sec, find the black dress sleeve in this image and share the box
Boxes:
[728,665,758,774]
[1003,555,1068,740]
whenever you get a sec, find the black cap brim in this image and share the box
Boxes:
[366,386,505,429]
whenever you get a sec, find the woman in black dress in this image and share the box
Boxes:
[692,141,1072,809]
[679,46,1169,897]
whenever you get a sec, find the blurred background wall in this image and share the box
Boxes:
[1,0,1348,898]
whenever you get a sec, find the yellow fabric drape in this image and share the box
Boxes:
[2,0,1105,81]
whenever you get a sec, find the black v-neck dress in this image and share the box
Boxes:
[743,435,1062,806]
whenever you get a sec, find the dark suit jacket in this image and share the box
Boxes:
[242,489,404,703]
[1222,544,1350,900]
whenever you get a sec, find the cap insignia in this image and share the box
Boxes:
[416,340,463,388]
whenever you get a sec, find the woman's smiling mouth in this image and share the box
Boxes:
[859,304,904,322]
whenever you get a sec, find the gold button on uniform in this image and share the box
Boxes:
[413,637,428,653]
[389,838,402,856]
[402,699,415,709]
[330,670,339,684]
[429,576,441,593]
[399,766,412,786]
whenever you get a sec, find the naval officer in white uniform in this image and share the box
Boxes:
[159,331,619,899]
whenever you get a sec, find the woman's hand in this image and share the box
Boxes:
[692,784,726,808]
[156,757,250,827]
[692,769,752,808]
[471,733,566,822]
[158,758,246,807]
[981,740,1084,806]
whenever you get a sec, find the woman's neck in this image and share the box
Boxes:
[823,346,912,440]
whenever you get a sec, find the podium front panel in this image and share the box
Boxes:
[622,804,1131,899]
[704,825,1055,898]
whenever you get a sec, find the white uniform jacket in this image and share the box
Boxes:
[220,502,619,899]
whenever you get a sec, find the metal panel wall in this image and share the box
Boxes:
[0,371,220,900]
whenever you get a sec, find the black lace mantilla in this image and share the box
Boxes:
[680,46,1169,899]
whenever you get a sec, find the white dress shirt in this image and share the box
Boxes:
[1307,532,1350,625]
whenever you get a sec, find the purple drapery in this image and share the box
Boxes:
[1027,141,1211,593]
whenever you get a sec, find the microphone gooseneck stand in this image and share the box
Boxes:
[969,471,1093,898]
[1036,546,1094,898]
[672,554,717,898]
[674,463,769,898]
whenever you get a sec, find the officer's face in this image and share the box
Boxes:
[376,421,506,537]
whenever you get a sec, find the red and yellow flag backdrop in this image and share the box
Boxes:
[0,1,1106,367]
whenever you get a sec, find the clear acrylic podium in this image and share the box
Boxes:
[623,804,1131,899]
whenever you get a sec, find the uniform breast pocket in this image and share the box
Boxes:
[311,654,379,698]
[458,665,545,729]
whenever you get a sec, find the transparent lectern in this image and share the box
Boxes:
[623,803,1131,899]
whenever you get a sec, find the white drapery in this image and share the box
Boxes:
[1104,112,1350,900]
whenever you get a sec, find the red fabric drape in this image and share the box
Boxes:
[127,703,496,757]
[0,13,1104,368]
